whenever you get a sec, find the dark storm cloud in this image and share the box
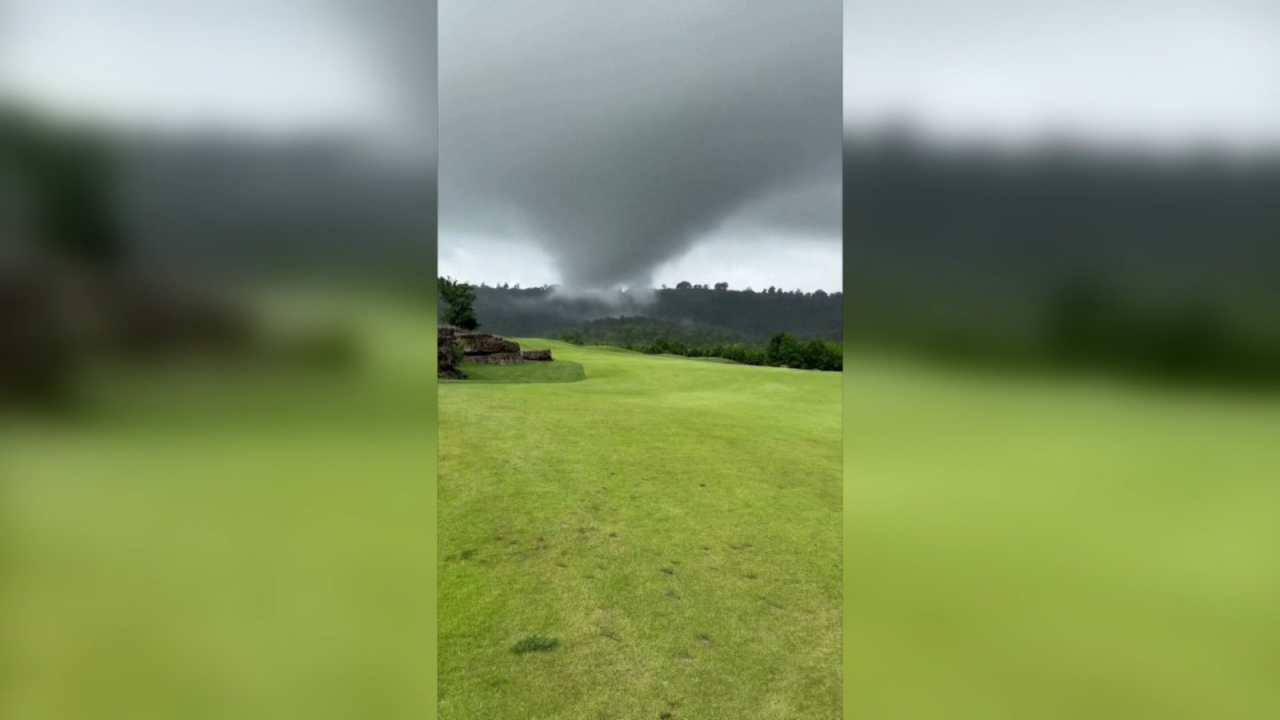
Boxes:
[333,0,437,159]
[716,174,842,238]
[439,0,841,290]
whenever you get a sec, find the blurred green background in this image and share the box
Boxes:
[844,348,1280,719]
[0,287,437,720]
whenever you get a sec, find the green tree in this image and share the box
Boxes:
[765,332,802,367]
[438,276,479,330]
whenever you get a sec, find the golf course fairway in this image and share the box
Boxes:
[437,340,843,719]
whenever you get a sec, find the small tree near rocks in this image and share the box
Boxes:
[438,276,479,330]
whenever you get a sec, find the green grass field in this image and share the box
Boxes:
[0,292,436,720]
[845,352,1280,719]
[655,354,740,364]
[445,358,586,384]
[6,287,1276,720]
[437,340,843,719]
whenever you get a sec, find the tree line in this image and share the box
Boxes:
[557,321,842,372]
[847,276,1280,389]
[552,316,749,349]
[437,279,843,372]
[615,333,841,372]
[438,283,842,344]
[1042,280,1280,386]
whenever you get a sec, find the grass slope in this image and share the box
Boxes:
[655,353,739,364]
[845,352,1280,719]
[437,340,842,719]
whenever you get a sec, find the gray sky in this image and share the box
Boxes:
[0,0,430,147]
[438,0,844,293]
[5,0,1274,293]
[844,0,1280,151]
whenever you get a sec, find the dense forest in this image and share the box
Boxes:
[433,283,844,372]
[616,332,842,372]
[546,317,841,371]
[551,316,752,348]
[438,283,842,345]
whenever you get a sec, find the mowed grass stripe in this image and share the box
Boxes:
[437,340,842,720]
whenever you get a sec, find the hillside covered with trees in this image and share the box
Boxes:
[549,317,841,371]
[436,283,842,345]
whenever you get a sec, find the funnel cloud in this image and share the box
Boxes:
[439,0,842,291]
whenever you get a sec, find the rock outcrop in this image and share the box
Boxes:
[458,331,525,365]
[438,329,555,375]
[469,351,525,365]
[458,332,521,355]
[437,325,466,379]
